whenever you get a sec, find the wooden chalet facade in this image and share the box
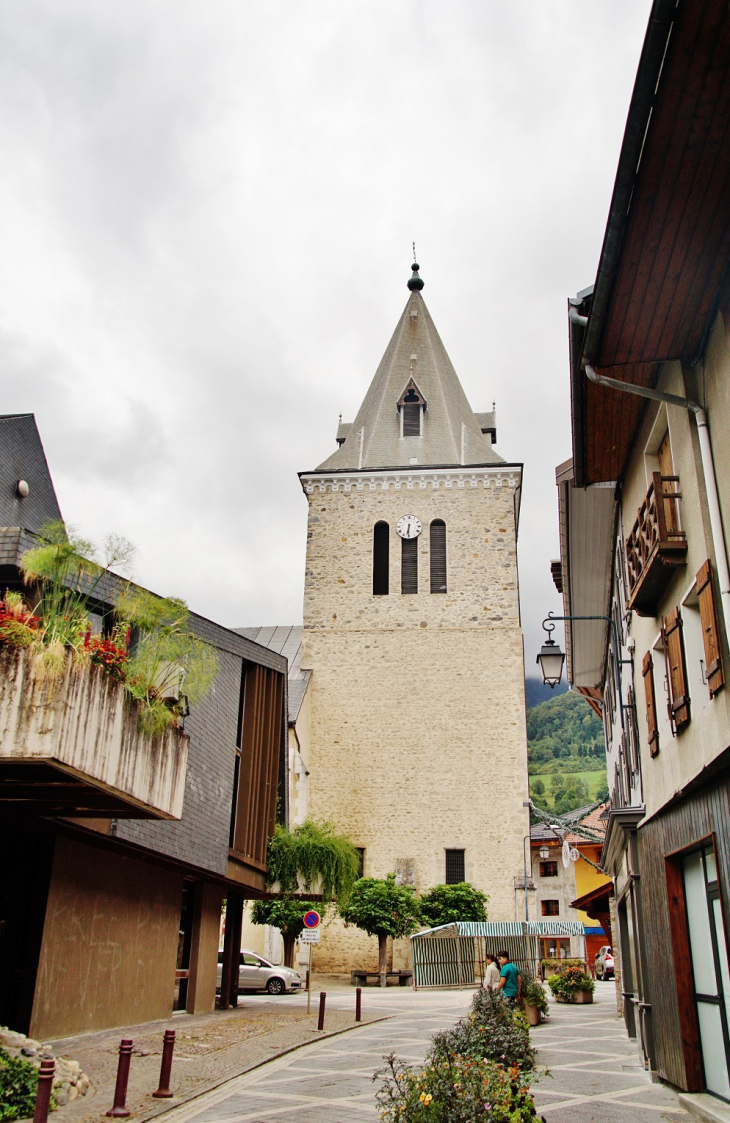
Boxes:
[555,0,730,1107]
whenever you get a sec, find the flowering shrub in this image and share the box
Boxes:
[547,966,595,1000]
[87,636,128,683]
[522,975,550,1015]
[0,594,40,648]
[431,987,536,1071]
[375,1053,542,1123]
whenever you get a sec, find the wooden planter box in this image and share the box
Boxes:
[524,1003,541,1026]
[572,989,593,1004]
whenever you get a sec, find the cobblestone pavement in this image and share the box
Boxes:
[152,984,473,1123]
[531,980,686,1122]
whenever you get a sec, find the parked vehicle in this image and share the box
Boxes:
[216,950,301,995]
[594,946,614,980]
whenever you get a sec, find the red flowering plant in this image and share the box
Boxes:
[0,592,41,648]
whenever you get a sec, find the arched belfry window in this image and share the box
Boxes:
[401,538,418,594]
[373,522,389,595]
[430,520,447,593]
[397,379,426,438]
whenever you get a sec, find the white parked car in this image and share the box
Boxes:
[595,946,615,980]
[216,950,301,995]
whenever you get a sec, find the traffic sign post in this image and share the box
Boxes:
[300,914,320,1014]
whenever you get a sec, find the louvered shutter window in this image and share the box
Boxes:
[401,536,418,594]
[662,607,691,730]
[642,651,660,756]
[445,849,465,884]
[373,522,389,596]
[696,560,725,698]
[430,520,447,593]
[403,403,421,436]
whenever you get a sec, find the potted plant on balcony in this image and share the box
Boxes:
[521,975,549,1025]
[547,965,595,1004]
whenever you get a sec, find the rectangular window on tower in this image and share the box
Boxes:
[445,849,465,884]
[401,537,418,594]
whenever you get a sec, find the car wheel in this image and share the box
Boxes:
[266,977,285,995]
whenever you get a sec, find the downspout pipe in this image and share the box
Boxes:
[584,365,730,643]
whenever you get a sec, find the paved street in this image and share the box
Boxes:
[153,979,687,1123]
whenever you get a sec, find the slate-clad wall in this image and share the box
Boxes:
[117,649,242,876]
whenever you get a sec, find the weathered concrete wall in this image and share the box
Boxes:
[0,648,188,819]
[30,837,182,1039]
[301,470,530,972]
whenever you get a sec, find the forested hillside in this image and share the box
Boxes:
[526,686,608,815]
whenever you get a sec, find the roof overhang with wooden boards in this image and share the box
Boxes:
[571,0,730,487]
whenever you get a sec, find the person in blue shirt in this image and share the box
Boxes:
[496,951,521,1004]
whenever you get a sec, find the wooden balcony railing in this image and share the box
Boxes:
[626,472,687,615]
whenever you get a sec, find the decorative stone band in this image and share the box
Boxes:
[299,465,522,495]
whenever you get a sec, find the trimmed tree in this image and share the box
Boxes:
[339,875,422,986]
[251,898,323,968]
[419,883,489,929]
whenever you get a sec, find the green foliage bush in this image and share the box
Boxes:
[521,975,549,1015]
[419,883,488,928]
[430,988,536,1072]
[266,819,360,903]
[0,1047,51,1121]
[375,1052,540,1123]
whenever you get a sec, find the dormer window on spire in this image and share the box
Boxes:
[397,380,426,438]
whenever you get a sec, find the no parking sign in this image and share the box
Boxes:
[303,910,320,929]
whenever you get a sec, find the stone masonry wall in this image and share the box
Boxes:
[301,474,530,972]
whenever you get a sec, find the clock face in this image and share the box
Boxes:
[396,515,422,539]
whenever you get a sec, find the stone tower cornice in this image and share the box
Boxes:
[299,463,522,495]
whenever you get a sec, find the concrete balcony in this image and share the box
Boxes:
[0,647,188,819]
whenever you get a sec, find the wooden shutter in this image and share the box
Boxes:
[373,521,389,596]
[430,520,447,593]
[642,651,660,756]
[662,607,691,730]
[696,560,725,698]
[403,403,421,436]
[401,536,418,594]
[232,664,284,865]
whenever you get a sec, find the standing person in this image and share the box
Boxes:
[484,953,501,991]
[496,950,521,1004]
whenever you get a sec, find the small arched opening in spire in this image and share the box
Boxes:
[398,379,427,438]
[373,521,389,595]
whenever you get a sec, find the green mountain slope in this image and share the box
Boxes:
[526,689,608,815]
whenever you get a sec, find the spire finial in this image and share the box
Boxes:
[407,251,424,291]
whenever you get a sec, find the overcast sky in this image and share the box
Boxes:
[0,0,650,667]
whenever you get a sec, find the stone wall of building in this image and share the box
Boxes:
[301,471,529,971]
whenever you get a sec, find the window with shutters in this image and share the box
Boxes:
[539,861,558,878]
[541,900,560,917]
[445,849,465,884]
[398,379,426,438]
[401,536,418,594]
[373,522,389,595]
[642,652,660,756]
[662,607,691,731]
[430,520,447,593]
[696,560,725,698]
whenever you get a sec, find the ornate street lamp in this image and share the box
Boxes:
[536,620,566,687]
[539,845,550,861]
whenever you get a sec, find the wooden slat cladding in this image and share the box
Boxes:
[696,560,725,697]
[401,537,418,594]
[642,652,660,757]
[402,403,421,437]
[231,664,284,867]
[583,363,656,485]
[638,777,730,1089]
[597,1,730,368]
[662,608,691,731]
[429,520,447,594]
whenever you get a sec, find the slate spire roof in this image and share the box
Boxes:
[316,266,503,472]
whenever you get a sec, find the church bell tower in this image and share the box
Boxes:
[299,264,529,971]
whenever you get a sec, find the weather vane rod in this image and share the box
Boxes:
[413,241,417,262]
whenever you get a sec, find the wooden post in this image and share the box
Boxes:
[106,1039,133,1118]
[33,1058,55,1123]
[152,1030,176,1098]
[317,991,326,1031]
[220,892,244,1010]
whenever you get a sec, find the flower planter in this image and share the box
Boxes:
[571,989,593,1004]
[524,1003,541,1026]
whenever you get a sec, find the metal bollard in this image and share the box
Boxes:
[317,991,326,1031]
[355,986,362,1022]
[106,1038,133,1118]
[33,1058,55,1123]
[152,1029,176,1098]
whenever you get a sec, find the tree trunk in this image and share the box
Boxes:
[283,932,296,969]
[378,934,388,988]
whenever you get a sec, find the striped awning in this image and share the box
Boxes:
[411,920,585,941]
